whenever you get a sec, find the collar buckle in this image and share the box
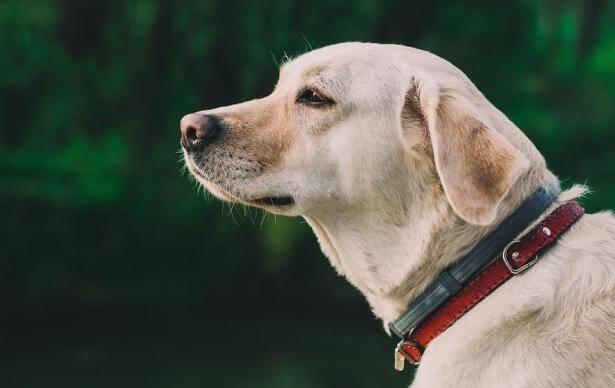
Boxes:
[502,240,539,274]
[394,341,407,371]
[394,336,421,371]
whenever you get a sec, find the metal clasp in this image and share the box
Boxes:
[394,341,406,371]
[502,240,538,274]
[394,338,421,371]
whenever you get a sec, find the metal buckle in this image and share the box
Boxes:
[502,240,538,274]
[394,337,421,371]
[394,341,407,371]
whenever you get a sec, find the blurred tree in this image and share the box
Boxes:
[0,0,613,314]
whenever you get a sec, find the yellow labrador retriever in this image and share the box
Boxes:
[180,43,615,387]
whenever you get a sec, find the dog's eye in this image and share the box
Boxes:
[296,88,334,107]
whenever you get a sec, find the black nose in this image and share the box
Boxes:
[180,113,222,151]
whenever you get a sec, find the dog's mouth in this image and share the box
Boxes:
[185,154,296,210]
[248,195,295,207]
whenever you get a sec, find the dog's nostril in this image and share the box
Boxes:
[185,125,198,141]
[180,113,223,151]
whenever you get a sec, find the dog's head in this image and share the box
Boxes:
[181,43,538,225]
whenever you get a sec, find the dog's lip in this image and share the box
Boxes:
[195,168,295,208]
[187,160,295,208]
[248,195,295,207]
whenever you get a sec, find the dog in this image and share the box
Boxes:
[180,43,615,387]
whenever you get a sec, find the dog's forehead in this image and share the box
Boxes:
[279,43,394,84]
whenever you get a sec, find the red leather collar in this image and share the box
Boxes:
[395,200,584,368]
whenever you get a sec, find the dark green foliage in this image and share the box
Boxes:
[2,0,615,312]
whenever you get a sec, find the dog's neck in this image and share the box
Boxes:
[304,165,558,327]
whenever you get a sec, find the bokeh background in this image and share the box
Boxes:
[1,1,614,387]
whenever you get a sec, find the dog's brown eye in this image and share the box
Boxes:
[296,88,334,107]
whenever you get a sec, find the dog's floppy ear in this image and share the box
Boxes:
[403,78,529,225]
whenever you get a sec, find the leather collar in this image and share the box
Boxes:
[390,187,585,370]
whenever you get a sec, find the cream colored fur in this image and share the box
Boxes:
[181,43,615,387]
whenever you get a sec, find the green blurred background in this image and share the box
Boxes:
[1,1,614,387]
